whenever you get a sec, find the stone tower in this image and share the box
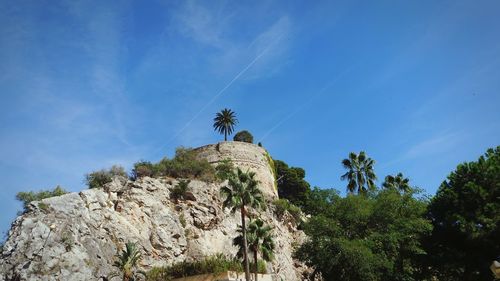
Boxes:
[193,141,278,199]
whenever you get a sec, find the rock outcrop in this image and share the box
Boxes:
[0,143,307,281]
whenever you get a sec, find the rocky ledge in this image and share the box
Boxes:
[0,176,307,281]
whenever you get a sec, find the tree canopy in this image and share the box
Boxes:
[213,108,238,141]
[296,188,432,281]
[274,159,311,207]
[233,130,254,143]
[425,146,500,280]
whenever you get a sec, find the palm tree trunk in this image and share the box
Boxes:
[224,131,227,141]
[241,206,251,281]
[254,250,258,281]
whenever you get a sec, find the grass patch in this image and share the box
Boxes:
[146,253,267,280]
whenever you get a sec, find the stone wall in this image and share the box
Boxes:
[194,142,278,199]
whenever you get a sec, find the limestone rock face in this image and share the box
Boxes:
[1,174,306,280]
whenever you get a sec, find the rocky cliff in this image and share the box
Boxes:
[0,143,307,281]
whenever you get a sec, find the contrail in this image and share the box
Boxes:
[258,65,356,143]
[152,33,285,155]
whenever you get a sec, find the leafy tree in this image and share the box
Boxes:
[220,168,264,281]
[213,108,238,141]
[383,172,411,193]
[425,146,500,281]
[296,188,432,281]
[341,151,377,194]
[234,219,275,281]
[233,130,254,143]
[85,165,127,189]
[274,159,311,207]
[110,242,145,281]
[16,186,68,211]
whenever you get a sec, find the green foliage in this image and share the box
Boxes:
[233,219,274,281]
[213,108,238,141]
[146,254,248,280]
[341,151,377,194]
[220,168,265,215]
[215,159,235,181]
[85,165,127,189]
[425,146,500,280]
[220,168,265,280]
[111,242,145,281]
[179,213,186,228]
[16,185,67,211]
[274,159,311,207]
[131,147,216,182]
[272,199,302,222]
[383,172,411,193]
[233,130,254,143]
[264,152,277,191]
[170,179,191,202]
[296,188,432,281]
[131,161,155,180]
[38,202,50,212]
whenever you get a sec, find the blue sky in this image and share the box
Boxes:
[1,0,499,237]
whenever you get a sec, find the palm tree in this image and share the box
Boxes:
[233,219,275,281]
[382,173,410,193]
[221,168,264,281]
[213,108,238,141]
[109,242,145,281]
[341,151,377,194]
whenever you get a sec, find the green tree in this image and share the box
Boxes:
[341,151,377,194]
[213,108,238,141]
[220,168,264,281]
[110,242,145,281]
[16,186,68,211]
[274,159,311,207]
[233,130,254,143]
[426,146,500,281]
[296,188,432,281]
[382,172,411,193]
[234,219,275,281]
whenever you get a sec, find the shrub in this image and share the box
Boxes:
[16,185,68,211]
[147,253,249,280]
[85,165,127,189]
[131,161,155,180]
[233,130,254,143]
[170,179,191,202]
[158,147,215,181]
[215,159,235,181]
[133,147,216,182]
[273,199,302,222]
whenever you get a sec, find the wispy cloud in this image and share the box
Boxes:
[173,1,293,79]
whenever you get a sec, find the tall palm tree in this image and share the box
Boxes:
[213,108,238,141]
[221,168,264,281]
[233,219,275,281]
[109,242,145,281]
[341,151,377,194]
[382,172,410,193]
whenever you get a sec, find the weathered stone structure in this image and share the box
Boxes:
[194,142,278,199]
